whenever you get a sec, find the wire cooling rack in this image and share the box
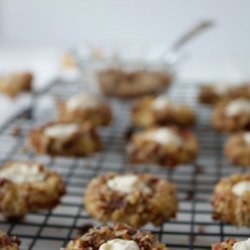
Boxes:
[0,79,249,250]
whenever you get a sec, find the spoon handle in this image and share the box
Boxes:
[169,20,215,53]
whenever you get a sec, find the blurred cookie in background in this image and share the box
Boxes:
[212,98,250,132]
[132,95,196,128]
[224,131,250,167]
[97,68,172,98]
[0,71,33,98]
[127,126,198,167]
[57,92,112,126]
[29,122,102,156]
[198,82,250,105]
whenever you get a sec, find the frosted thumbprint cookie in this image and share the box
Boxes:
[224,132,250,167]
[127,127,198,167]
[29,122,101,156]
[97,69,172,98]
[198,82,250,105]
[0,71,33,98]
[212,173,250,227]
[65,224,168,250]
[84,172,177,227]
[0,161,65,219]
[0,232,20,250]
[212,98,250,132]
[131,96,196,128]
[212,238,250,250]
[57,92,112,126]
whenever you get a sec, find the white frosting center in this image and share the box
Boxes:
[0,163,46,183]
[225,99,250,117]
[44,124,79,139]
[146,128,182,146]
[67,93,100,110]
[243,132,250,145]
[99,239,139,250]
[152,96,173,110]
[233,238,250,250]
[213,82,236,94]
[232,181,250,196]
[107,175,150,194]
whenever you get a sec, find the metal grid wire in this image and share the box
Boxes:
[0,79,249,249]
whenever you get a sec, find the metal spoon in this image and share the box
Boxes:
[161,20,215,66]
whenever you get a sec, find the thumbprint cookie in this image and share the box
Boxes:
[57,92,112,126]
[64,224,168,250]
[0,161,65,219]
[29,122,101,156]
[131,96,196,128]
[224,132,250,167]
[212,98,250,132]
[84,172,177,227]
[212,173,250,227]
[127,127,198,167]
[198,82,250,105]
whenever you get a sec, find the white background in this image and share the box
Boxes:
[0,0,250,80]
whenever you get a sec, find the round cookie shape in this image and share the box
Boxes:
[131,96,196,128]
[97,68,172,98]
[127,127,198,167]
[224,132,250,167]
[0,161,66,219]
[84,172,178,227]
[198,82,250,105]
[65,224,168,250]
[212,98,250,132]
[57,92,112,126]
[0,232,20,250]
[212,173,250,227]
[29,122,102,156]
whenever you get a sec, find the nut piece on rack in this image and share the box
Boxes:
[64,224,169,250]
[127,127,198,167]
[212,173,250,227]
[29,122,102,156]
[0,161,65,220]
[97,69,172,98]
[198,82,250,105]
[211,238,250,250]
[224,132,250,167]
[57,92,112,126]
[212,98,250,132]
[84,172,177,227]
[0,232,21,250]
[131,96,196,128]
[0,72,33,98]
